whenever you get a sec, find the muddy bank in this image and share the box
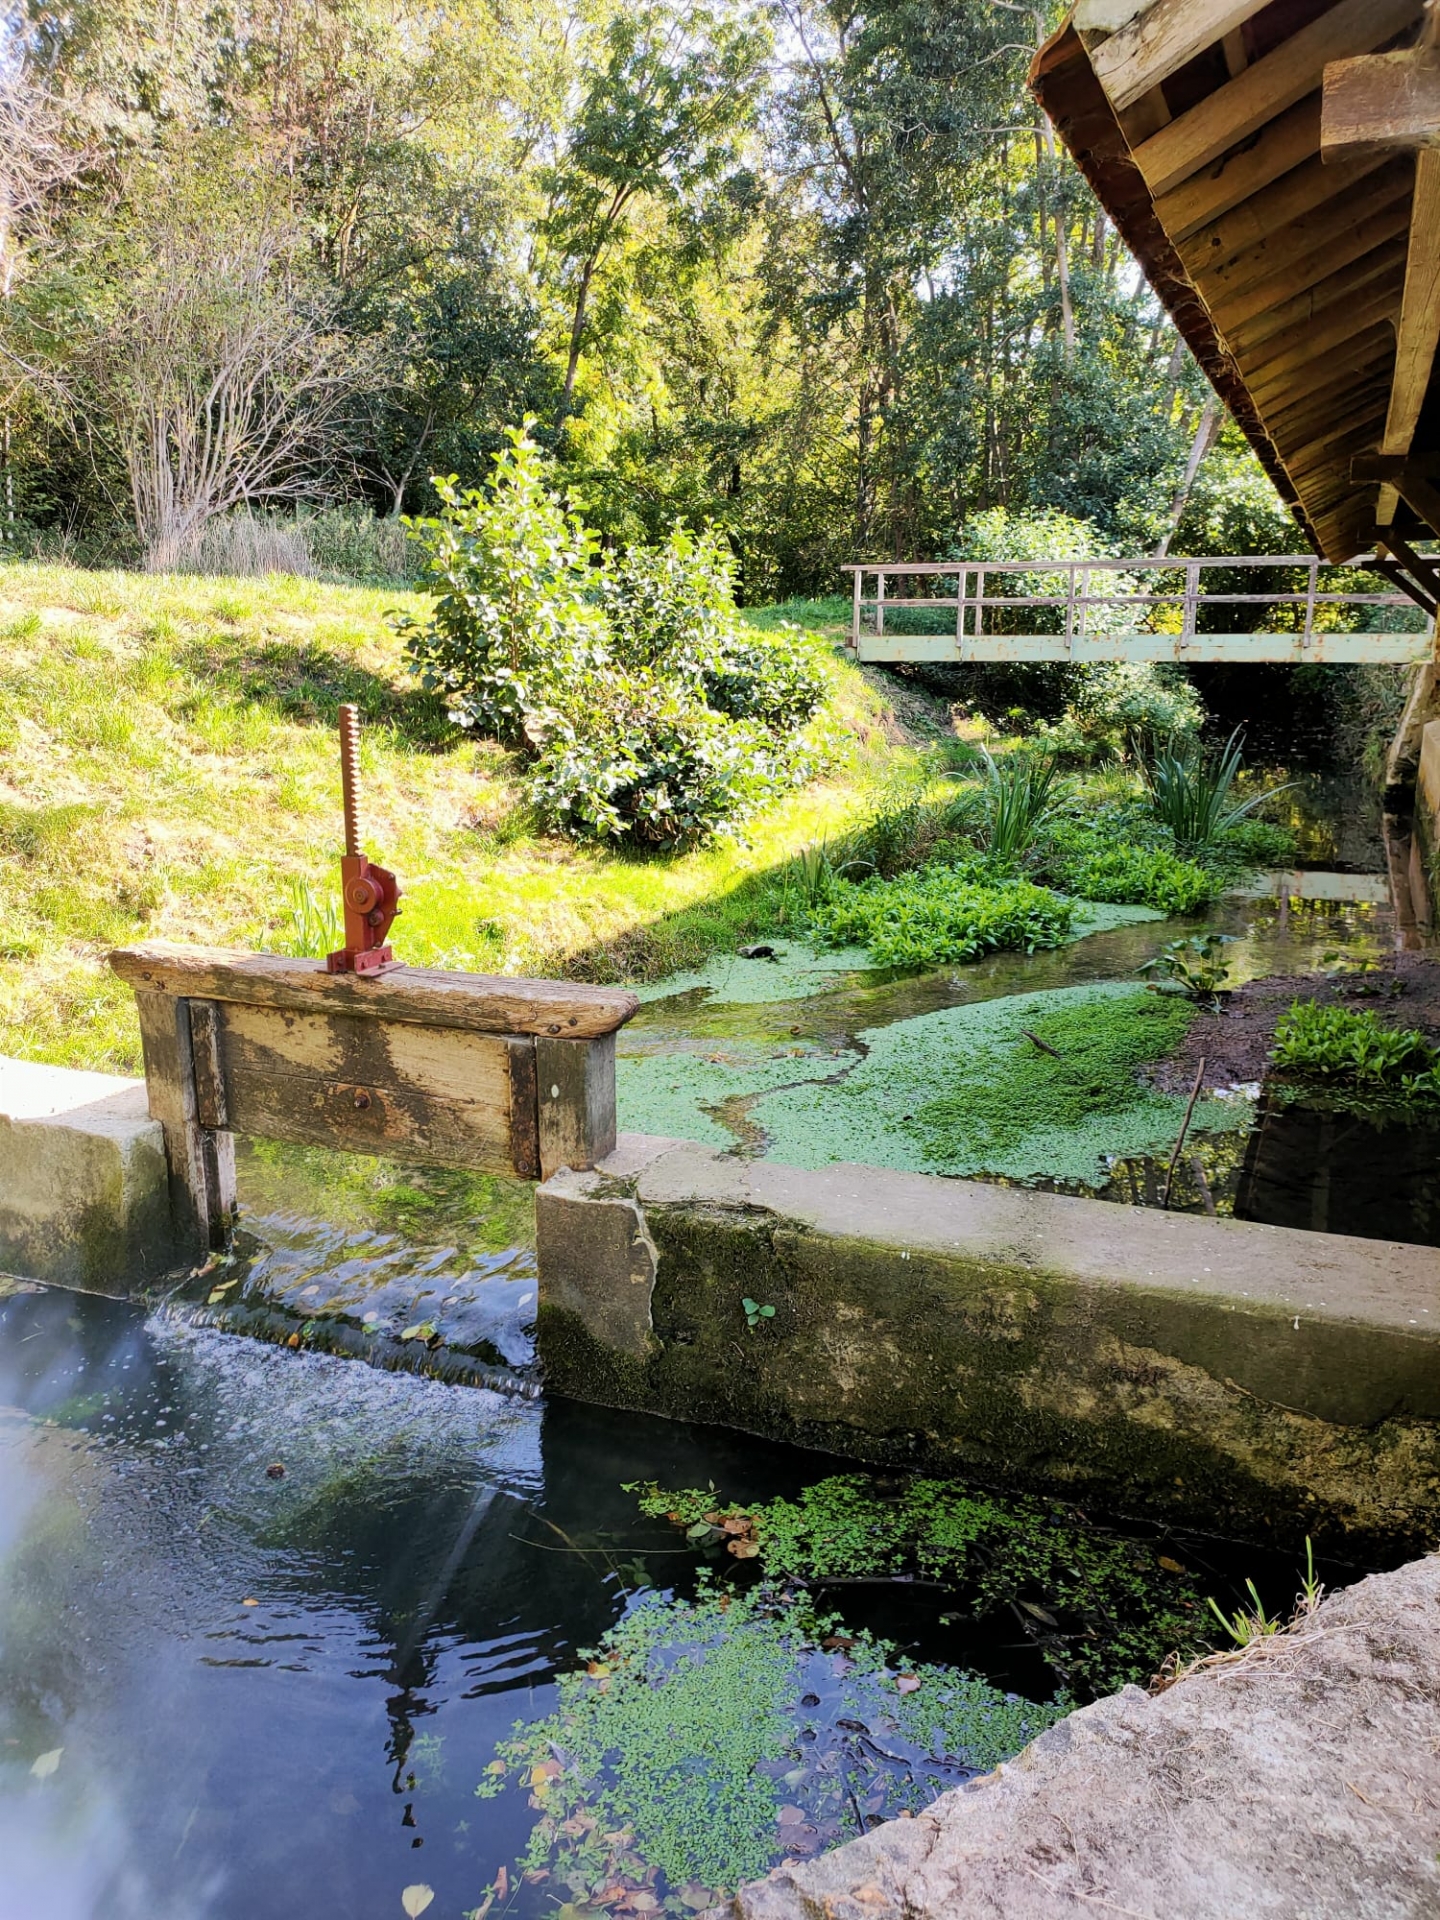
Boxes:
[1150,950,1440,1097]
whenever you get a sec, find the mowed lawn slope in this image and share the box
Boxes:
[0,563,918,1074]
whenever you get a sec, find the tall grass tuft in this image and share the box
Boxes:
[1142,728,1283,851]
[979,748,1065,864]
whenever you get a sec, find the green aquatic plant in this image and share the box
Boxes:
[473,1585,1062,1912]
[914,988,1196,1169]
[1138,932,1236,1003]
[1142,728,1285,852]
[1270,1002,1440,1111]
[806,861,1074,968]
[978,747,1066,863]
[1055,843,1218,914]
[629,1474,1208,1697]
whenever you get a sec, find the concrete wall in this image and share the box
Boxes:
[0,1055,177,1290]
[536,1135,1440,1549]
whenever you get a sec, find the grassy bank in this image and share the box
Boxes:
[0,564,926,1075]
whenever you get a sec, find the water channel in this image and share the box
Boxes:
[0,775,1420,1919]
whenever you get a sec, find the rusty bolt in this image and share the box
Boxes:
[547,1023,560,1033]
[353,1089,372,1110]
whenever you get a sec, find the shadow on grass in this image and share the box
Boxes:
[178,633,455,751]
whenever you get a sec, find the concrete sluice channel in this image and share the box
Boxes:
[2,775,1438,1917]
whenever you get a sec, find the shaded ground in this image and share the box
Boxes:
[719,1551,1440,1920]
[1150,950,1440,1097]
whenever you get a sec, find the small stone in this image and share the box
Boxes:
[265,1461,286,1479]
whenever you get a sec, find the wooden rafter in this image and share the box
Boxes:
[1206,193,1412,333]
[1153,94,1322,244]
[1383,150,1440,461]
[1238,281,1404,384]
[1133,0,1419,201]
[1230,244,1407,357]
[1175,148,1388,277]
[1195,160,1411,306]
[1081,0,1270,115]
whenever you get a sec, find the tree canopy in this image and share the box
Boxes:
[1,0,1258,585]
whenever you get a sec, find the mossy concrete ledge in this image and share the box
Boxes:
[535,1135,1440,1545]
[0,1054,176,1290]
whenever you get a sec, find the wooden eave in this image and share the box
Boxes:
[1031,3,1437,564]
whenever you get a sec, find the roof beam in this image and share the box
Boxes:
[1154,94,1321,243]
[1227,238,1408,355]
[1086,0,1269,115]
[1322,43,1440,160]
[1176,148,1395,279]
[1205,192,1412,333]
[1133,0,1421,201]
[1238,279,1404,383]
[1382,149,1440,463]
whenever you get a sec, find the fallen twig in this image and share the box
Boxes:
[1020,1027,1064,1059]
[1161,1057,1206,1210]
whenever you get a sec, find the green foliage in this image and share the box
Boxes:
[1053,843,1217,914]
[403,431,828,845]
[914,988,1195,1168]
[978,748,1065,863]
[1143,729,1284,852]
[474,1584,1063,1910]
[1138,933,1235,1002]
[807,862,1075,969]
[273,877,341,958]
[630,1476,1208,1697]
[1270,1003,1440,1112]
[742,1296,776,1329]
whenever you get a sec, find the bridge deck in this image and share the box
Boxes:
[844,556,1436,664]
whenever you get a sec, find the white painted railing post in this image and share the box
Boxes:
[1182,561,1200,641]
[955,564,968,651]
[876,568,886,638]
[1303,556,1317,646]
[852,567,862,651]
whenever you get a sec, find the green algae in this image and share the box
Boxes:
[630,940,874,1006]
[629,1476,1209,1698]
[752,983,1247,1185]
[474,1583,1063,1911]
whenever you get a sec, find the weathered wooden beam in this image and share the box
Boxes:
[1197,159,1413,308]
[1227,239,1407,355]
[537,1034,617,1180]
[1250,322,1398,413]
[1085,0,1269,115]
[133,990,237,1250]
[1238,280,1403,385]
[109,943,638,1040]
[1322,46,1440,160]
[1206,192,1411,334]
[1382,148,1440,463]
[1177,147,1391,283]
[1133,0,1420,202]
[1154,93,1322,244]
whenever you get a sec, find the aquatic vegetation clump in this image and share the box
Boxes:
[1270,1002,1440,1116]
[910,988,1196,1167]
[629,1475,1209,1697]
[1051,843,1217,914]
[474,1584,1063,1912]
[806,861,1075,968]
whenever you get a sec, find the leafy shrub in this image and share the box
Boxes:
[402,427,828,844]
[1209,816,1297,872]
[1271,1003,1440,1108]
[1055,844,1218,914]
[808,861,1074,968]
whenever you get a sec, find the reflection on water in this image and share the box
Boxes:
[1237,1098,1440,1246]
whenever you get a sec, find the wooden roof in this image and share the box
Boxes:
[1032,1,1440,566]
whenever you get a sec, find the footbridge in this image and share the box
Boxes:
[844,554,1438,664]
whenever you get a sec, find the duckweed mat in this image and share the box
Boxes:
[617,982,1249,1186]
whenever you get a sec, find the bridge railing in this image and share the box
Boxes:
[843,555,1435,664]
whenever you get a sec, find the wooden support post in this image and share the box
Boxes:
[134,990,237,1251]
[851,568,862,651]
[537,1034,617,1179]
[875,569,886,637]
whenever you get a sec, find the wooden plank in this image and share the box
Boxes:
[214,1000,524,1175]
[1195,159,1412,307]
[508,1038,541,1181]
[1322,47,1440,159]
[1383,148,1440,460]
[537,1034,617,1178]
[1205,193,1412,333]
[1133,0,1420,201]
[1250,321,1398,412]
[1175,147,1390,277]
[134,990,236,1250]
[1089,0,1268,115]
[109,942,638,1040]
[1154,92,1321,244]
[1228,236,1407,354]
[1237,276,1403,381]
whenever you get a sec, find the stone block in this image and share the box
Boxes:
[0,1054,175,1290]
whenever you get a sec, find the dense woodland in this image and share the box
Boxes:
[0,0,1295,595]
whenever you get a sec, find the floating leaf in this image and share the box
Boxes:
[29,1749,62,1780]
[776,1805,805,1826]
[727,1538,761,1559]
[1018,1601,1059,1628]
[401,1887,434,1918]
[1158,1555,1186,1575]
[894,1673,922,1694]
[400,1322,439,1343]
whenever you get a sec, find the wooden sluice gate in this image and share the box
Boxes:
[844,552,1439,664]
[107,705,636,1251]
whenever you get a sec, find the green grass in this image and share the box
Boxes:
[0,561,912,1073]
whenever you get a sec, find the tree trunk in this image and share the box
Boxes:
[1154,396,1219,556]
